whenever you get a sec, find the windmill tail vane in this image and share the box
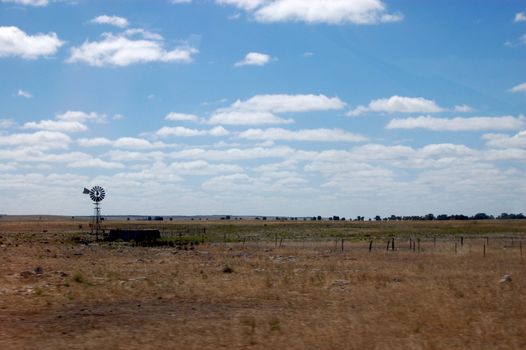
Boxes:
[82,188,90,194]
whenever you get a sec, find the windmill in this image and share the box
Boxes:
[83,186,106,240]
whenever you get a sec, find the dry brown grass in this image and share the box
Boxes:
[0,219,525,349]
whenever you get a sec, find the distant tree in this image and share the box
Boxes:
[437,214,448,220]
[473,213,490,220]
[424,213,435,221]
[317,216,322,221]
[333,216,340,221]
[374,215,382,221]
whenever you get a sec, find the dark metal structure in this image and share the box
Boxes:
[83,186,106,240]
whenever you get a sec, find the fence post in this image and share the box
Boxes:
[279,237,283,248]
[391,238,395,251]
[341,238,344,252]
[386,241,390,252]
[369,240,373,253]
[460,236,463,246]
[483,244,486,257]
[520,241,523,257]
[417,238,421,253]
[455,242,457,254]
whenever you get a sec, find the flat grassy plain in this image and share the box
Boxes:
[1,218,525,349]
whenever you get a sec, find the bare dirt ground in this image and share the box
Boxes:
[1,219,525,349]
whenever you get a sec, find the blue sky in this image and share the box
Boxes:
[0,0,525,217]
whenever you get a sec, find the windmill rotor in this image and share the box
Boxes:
[89,186,105,202]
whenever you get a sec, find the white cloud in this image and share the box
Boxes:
[209,126,230,136]
[510,82,526,93]
[386,115,525,131]
[56,110,106,123]
[208,111,293,125]
[156,126,230,137]
[0,26,63,59]
[17,89,33,98]
[453,104,474,113]
[216,0,403,25]
[216,0,266,10]
[235,52,272,66]
[68,158,124,169]
[123,28,163,41]
[169,160,243,175]
[208,94,345,125]
[91,15,129,28]
[165,112,200,122]
[113,137,167,149]
[1,0,48,6]
[77,137,113,147]
[23,120,88,133]
[238,128,367,142]
[348,95,443,116]
[230,94,346,113]
[0,119,15,128]
[208,93,345,125]
[515,12,526,22]
[0,131,71,150]
[67,32,198,67]
[170,0,192,3]
[483,131,526,149]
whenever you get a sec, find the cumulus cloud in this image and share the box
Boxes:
[91,15,129,28]
[453,104,474,113]
[238,128,367,142]
[156,126,229,137]
[483,131,526,149]
[17,89,33,98]
[165,112,200,122]
[56,110,106,123]
[77,137,113,147]
[510,82,526,93]
[235,52,272,66]
[170,0,192,3]
[0,26,64,59]
[68,158,124,169]
[0,119,15,129]
[67,32,198,67]
[23,120,88,133]
[0,131,71,150]
[1,0,48,6]
[208,94,345,125]
[386,115,525,131]
[515,12,526,22]
[348,95,444,116]
[216,0,403,25]
[208,111,293,125]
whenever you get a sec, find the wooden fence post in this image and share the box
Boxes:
[369,240,373,253]
[341,238,344,252]
[391,238,395,251]
[483,244,486,257]
[417,238,421,253]
[460,236,464,246]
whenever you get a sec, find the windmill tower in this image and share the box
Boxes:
[83,186,106,240]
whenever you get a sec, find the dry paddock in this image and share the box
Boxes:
[0,222,525,349]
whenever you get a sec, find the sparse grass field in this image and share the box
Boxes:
[1,218,525,349]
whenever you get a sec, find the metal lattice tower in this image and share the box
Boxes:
[83,186,106,240]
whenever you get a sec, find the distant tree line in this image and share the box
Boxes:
[370,213,525,221]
